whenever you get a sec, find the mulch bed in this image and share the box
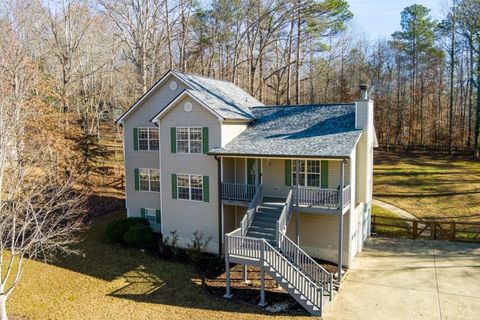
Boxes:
[204,260,340,315]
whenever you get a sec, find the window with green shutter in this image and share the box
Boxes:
[133,128,138,150]
[285,160,292,186]
[171,173,177,199]
[140,208,145,218]
[155,209,161,224]
[171,127,176,153]
[202,127,209,154]
[203,176,209,202]
[321,161,329,188]
[134,169,140,191]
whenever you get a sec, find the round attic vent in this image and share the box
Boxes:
[169,81,178,91]
[184,102,193,112]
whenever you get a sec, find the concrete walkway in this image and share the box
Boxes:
[373,198,417,220]
[323,237,480,320]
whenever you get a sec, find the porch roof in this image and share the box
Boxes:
[210,104,361,158]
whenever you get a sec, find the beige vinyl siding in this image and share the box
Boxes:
[159,95,220,254]
[221,122,248,147]
[286,211,351,267]
[123,74,187,232]
[223,205,236,234]
[222,157,235,182]
[355,99,374,203]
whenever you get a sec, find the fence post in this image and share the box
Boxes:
[258,240,266,307]
[450,221,456,241]
[223,235,232,299]
[412,220,418,239]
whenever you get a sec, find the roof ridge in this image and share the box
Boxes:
[251,103,355,108]
[171,69,235,85]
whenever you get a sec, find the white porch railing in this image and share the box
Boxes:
[239,184,263,236]
[294,185,351,208]
[221,183,256,201]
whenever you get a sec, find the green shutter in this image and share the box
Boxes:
[202,127,209,154]
[321,161,329,188]
[203,176,209,202]
[171,127,176,153]
[134,169,140,191]
[140,208,145,218]
[133,128,138,150]
[155,209,161,224]
[171,174,177,199]
[285,160,292,186]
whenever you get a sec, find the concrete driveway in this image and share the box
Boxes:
[323,237,480,320]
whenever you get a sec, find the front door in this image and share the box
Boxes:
[246,158,261,185]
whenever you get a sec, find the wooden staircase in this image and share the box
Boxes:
[225,188,334,316]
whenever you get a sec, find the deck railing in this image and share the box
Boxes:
[221,183,256,202]
[240,184,263,236]
[294,185,351,209]
[277,232,333,299]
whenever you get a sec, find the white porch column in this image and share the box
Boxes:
[338,160,345,282]
[295,159,300,244]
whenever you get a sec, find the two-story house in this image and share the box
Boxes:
[116,70,377,316]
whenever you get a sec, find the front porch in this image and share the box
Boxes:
[221,183,351,214]
[220,157,352,214]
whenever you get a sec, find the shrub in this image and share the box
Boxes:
[105,217,150,244]
[161,230,179,259]
[105,219,129,244]
[123,224,155,249]
[187,231,212,264]
[126,217,149,227]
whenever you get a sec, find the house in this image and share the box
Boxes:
[116,70,377,316]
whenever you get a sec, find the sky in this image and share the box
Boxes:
[348,0,446,39]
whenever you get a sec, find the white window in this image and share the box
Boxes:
[138,127,159,151]
[176,127,202,154]
[177,174,203,201]
[145,208,157,224]
[139,169,160,192]
[292,160,320,187]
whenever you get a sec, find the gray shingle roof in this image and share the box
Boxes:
[172,70,261,120]
[210,104,362,158]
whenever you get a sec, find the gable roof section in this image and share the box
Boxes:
[116,69,260,123]
[150,89,225,122]
[210,104,362,158]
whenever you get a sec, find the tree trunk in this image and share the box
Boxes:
[0,295,8,320]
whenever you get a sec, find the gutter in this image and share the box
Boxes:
[214,155,222,256]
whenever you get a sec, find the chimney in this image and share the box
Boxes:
[355,83,372,130]
[359,84,369,100]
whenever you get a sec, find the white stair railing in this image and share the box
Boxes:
[277,232,333,300]
[275,189,293,243]
[240,184,263,236]
[225,232,324,314]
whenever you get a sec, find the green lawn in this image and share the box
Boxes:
[374,151,480,222]
[9,211,306,320]
[371,205,411,237]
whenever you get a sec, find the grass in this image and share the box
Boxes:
[8,211,309,320]
[374,151,480,222]
[371,205,411,237]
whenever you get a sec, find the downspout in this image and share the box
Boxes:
[215,155,222,256]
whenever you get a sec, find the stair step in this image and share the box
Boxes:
[245,231,276,240]
[248,225,276,233]
[253,215,278,223]
[250,220,276,229]
[257,206,283,214]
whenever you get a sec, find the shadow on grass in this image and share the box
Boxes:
[51,209,301,316]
